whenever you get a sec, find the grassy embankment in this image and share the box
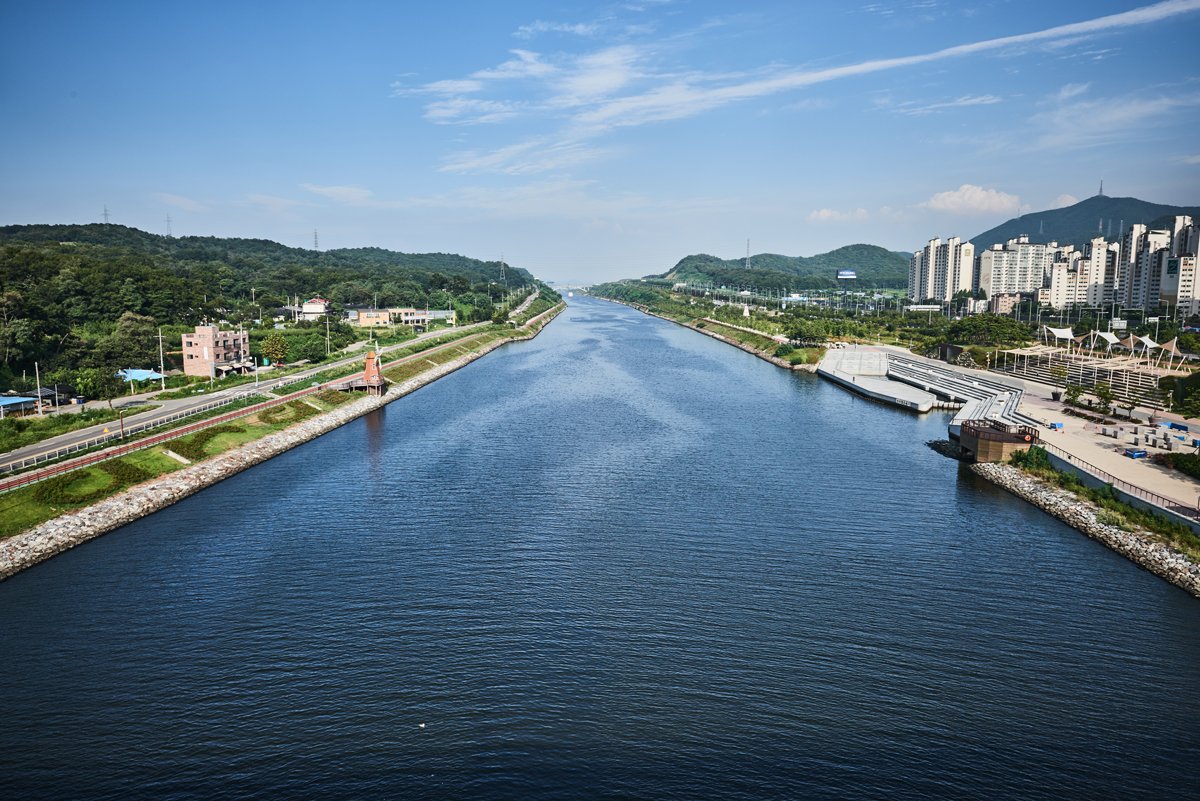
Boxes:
[0,319,557,540]
[0,405,161,453]
[591,283,823,367]
[1010,446,1200,562]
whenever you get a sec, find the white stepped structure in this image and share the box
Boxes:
[817,349,1041,438]
[884,355,1041,437]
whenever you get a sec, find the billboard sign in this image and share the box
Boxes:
[1110,319,1127,330]
[836,270,856,280]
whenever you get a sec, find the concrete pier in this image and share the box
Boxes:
[816,350,936,412]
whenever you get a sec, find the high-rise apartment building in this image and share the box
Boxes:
[976,236,1057,298]
[907,237,974,302]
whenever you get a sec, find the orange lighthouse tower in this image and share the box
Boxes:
[363,349,385,396]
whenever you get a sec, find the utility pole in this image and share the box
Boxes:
[325,316,331,357]
[157,327,167,391]
[34,361,44,415]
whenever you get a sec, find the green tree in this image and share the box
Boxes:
[785,318,826,344]
[946,313,1032,346]
[296,335,327,363]
[1093,381,1115,415]
[261,333,289,365]
[1064,383,1083,406]
[96,312,159,368]
[72,366,123,400]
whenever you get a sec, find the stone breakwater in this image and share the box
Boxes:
[0,312,563,582]
[972,462,1200,599]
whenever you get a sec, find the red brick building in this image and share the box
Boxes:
[181,325,252,378]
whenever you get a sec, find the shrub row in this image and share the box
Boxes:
[1160,452,1200,481]
[313,389,353,406]
[31,459,153,506]
[170,424,245,462]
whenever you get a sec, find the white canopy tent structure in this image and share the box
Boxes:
[1042,325,1076,352]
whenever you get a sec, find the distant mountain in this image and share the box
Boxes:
[969,195,1200,250]
[657,244,910,289]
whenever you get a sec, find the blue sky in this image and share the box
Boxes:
[2,0,1198,283]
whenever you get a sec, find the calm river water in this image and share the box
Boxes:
[2,296,1198,800]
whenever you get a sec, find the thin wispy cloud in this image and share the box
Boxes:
[152,192,207,213]
[808,207,869,223]
[1029,87,1200,150]
[440,138,612,175]
[407,0,1200,171]
[515,20,600,40]
[302,184,377,206]
[889,94,1003,115]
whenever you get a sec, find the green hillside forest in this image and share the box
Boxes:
[0,223,536,391]
[658,244,910,290]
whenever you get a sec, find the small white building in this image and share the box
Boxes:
[300,297,332,321]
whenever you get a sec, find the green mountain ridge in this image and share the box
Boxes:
[657,244,910,290]
[0,223,538,384]
[0,224,534,291]
[968,195,1200,250]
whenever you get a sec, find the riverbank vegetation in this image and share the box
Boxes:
[1009,445,1200,561]
[0,305,564,540]
[589,280,1038,363]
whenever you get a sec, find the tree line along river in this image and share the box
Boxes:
[1,295,1197,800]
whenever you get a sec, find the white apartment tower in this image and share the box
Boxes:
[976,236,1056,298]
[1160,255,1200,316]
[1116,223,1147,307]
[907,236,974,302]
[1127,228,1173,309]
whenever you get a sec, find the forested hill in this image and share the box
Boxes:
[658,244,910,289]
[0,224,532,299]
[0,223,534,384]
[969,195,1200,250]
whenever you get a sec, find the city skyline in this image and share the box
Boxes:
[2,0,1199,283]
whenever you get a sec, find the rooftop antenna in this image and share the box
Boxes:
[313,229,319,250]
[102,205,110,224]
